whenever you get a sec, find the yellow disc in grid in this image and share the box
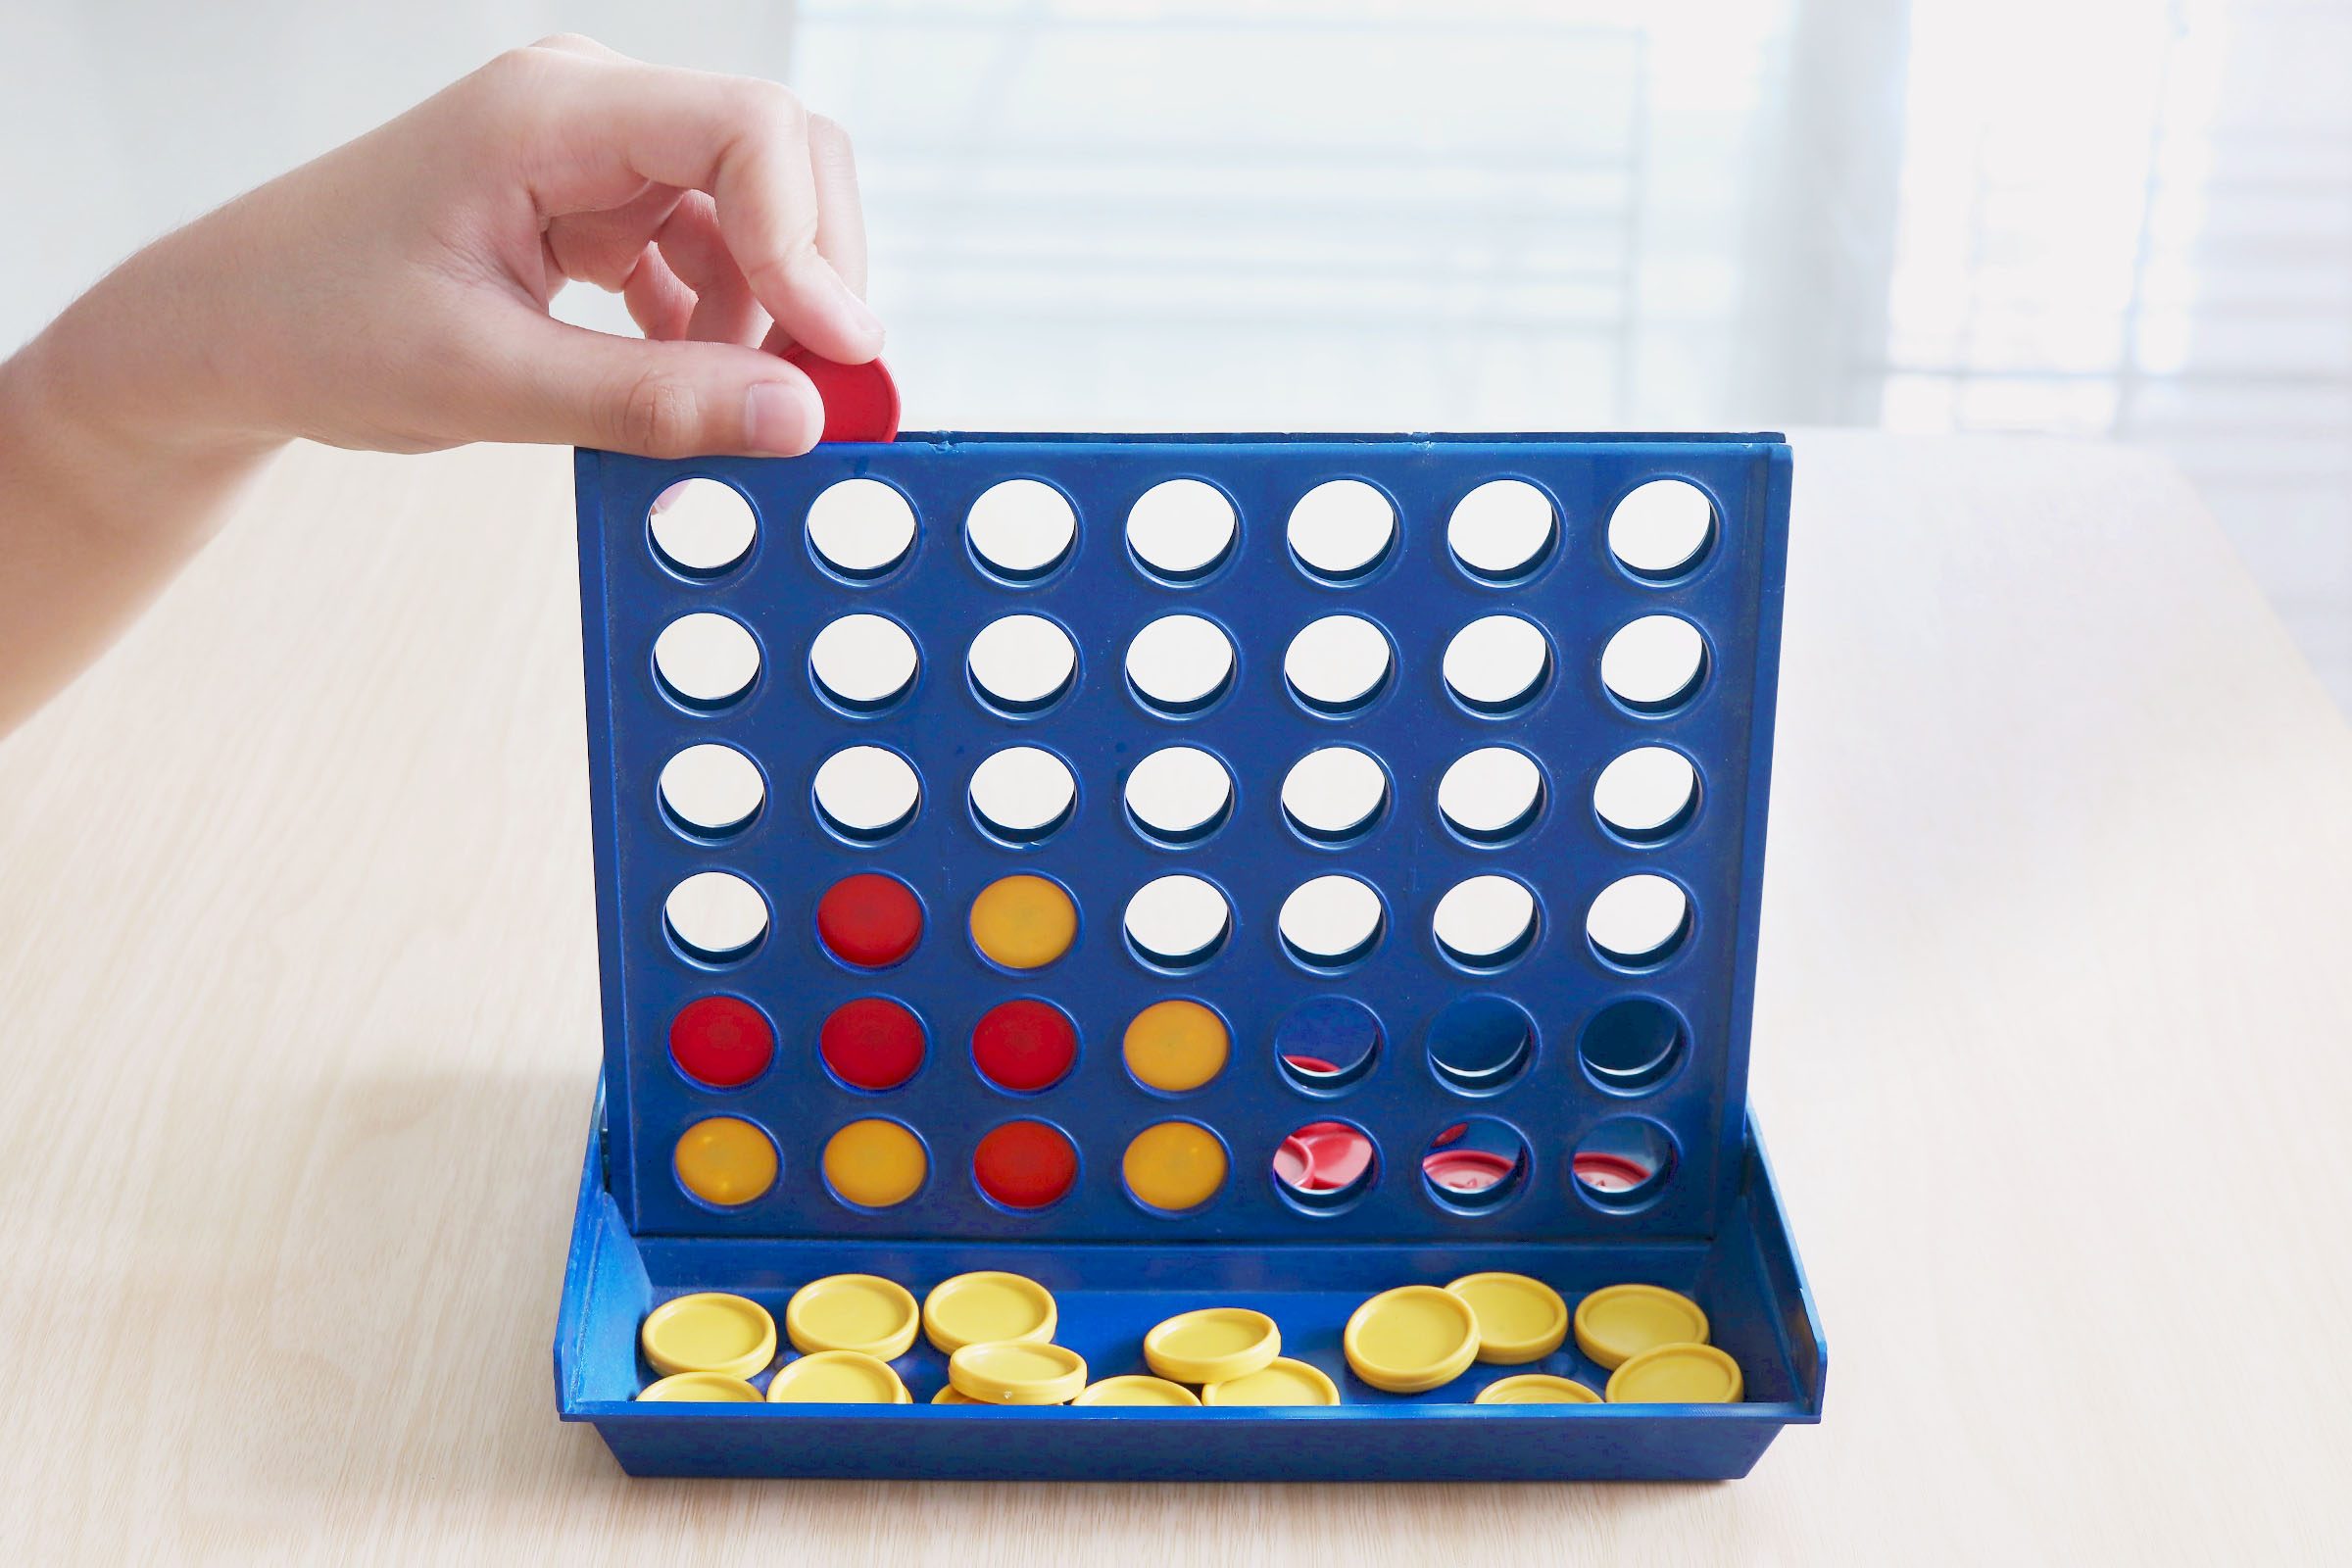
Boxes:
[932,1383,985,1404]
[1074,1375,1200,1407]
[949,1341,1088,1405]
[1344,1286,1480,1395]
[636,1372,765,1403]
[673,1117,777,1207]
[1604,1343,1743,1404]
[1143,1307,1280,1386]
[969,874,1078,969]
[1476,1373,1601,1405]
[1572,1284,1710,1371]
[639,1292,777,1379]
[786,1273,920,1359]
[1123,1000,1230,1092]
[1446,1272,1569,1365]
[1200,1357,1340,1406]
[922,1271,1058,1354]
[1123,1121,1228,1212]
[822,1118,927,1208]
[766,1349,912,1404]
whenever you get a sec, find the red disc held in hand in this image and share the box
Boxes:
[972,1119,1078,1209]
[816,873,923,967]
[971,1000,1079,1093]
[784,347,902,444]
[819,997,927,1091]
[668,995,775,1089]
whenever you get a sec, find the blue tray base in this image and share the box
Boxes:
[556,1097,1826,1482]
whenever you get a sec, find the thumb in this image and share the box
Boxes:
[468,315,826,457]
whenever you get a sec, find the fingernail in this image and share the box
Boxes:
[744,380,813,454]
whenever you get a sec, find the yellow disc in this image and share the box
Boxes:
[1476,1373,1601,1405]
[1123,1121,1228,1212]
[1200,1357,1341,1406]
[766,1349,912,1404]
[922,1271,1058,1354]
[1572,1284,1710,1371]
[969,874,1078,969]
[636,1372,764,1403]
[931,1384,985,1405]
[639,1292,778,1379]
[821,1118,927,1208]
[1143,1307,1280,1385]
[1123,1000,1230,1092]
[948,1341,1088,1405]
[1073,1375,1201,1407]
[1446,1272,1569,1365]
[673,1117,778,1207]
[1344,1286,1480,1395]
[1604,1343,1743,1404]
[786,1273,920,1359]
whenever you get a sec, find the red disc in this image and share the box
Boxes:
[971,999,1078,1093]
[972,1120,1077,1209]
[1431,1122,1468,1148]
[1273,1135,1316,1189]
[816,873,923,967]
[668,996,774,1089]
[784,346,902,443]
[1283,1054,1340,1076]
[1298,1126,1371,1191]
[819,997,926,1091]
[1573,1152,1654,1193]
[1423,1149,1516,1193]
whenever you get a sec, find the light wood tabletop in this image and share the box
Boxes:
[3,432,2348,1563]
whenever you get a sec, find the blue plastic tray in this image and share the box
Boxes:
[558,431,1825,1480]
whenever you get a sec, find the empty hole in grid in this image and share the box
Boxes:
[1274,1117,1377,1211]
[1126,614,1235,714]
[1438,747,1545,844]
[1274,996,1382,1093]
[658,743,765,839]
[808,612,919,711]
[1123,874,1232,970]
[1280,746,1389,845]
[968,613,1078,714]
[1433,874,1539,969]
[1447,479,1557,581]
[663,870,769,963]
[1601,615,1708,713]
[653,612,760,710]
[1573,1117,1677,1209]
[968,746,1078,845]
[1426,994,1535,1094]
[1287,479,1395,580]
[966,478,1077,580]
[1593,747,1700,844]
[1127,479,1237,580]
[1609,479,1716,579]
[812,745,922,842]
[648,477,757,576]
[1124,746,1234,845]
[806,477,916,579]
[1284,615,1393,715]
[1422,1117,1531,1210]
[1579,997,1687,1094]
[1278,874,1386,970]
[1586,874,1692,968]
[1444,615,1552,714]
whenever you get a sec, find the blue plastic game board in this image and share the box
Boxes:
[554,430,1827,1481]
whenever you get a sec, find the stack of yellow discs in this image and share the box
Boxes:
[922,1271,1058,1353]
[1571,1284,1743,1404]
[1343,1286,1479,1394]
[766,1349,912,1403]
[786,1273,921,1359]
[948,1341,1089,1405]
[1143,1307,1280,1386]
[639,1292,777,1381]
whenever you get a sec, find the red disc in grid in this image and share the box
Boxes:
[783,347,902,444]
[972,1000,1078,1093]
[1423,1149,1515,1193]
[972,1120,1078,1209]
[668,996,774,1089]
[817,873,923,967]
[819,997,926,1091]
[1298,1125,1371,1191]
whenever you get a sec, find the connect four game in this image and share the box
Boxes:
[554,378,1828,1481]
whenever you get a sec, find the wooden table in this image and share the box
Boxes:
[3,433,2348,1562]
